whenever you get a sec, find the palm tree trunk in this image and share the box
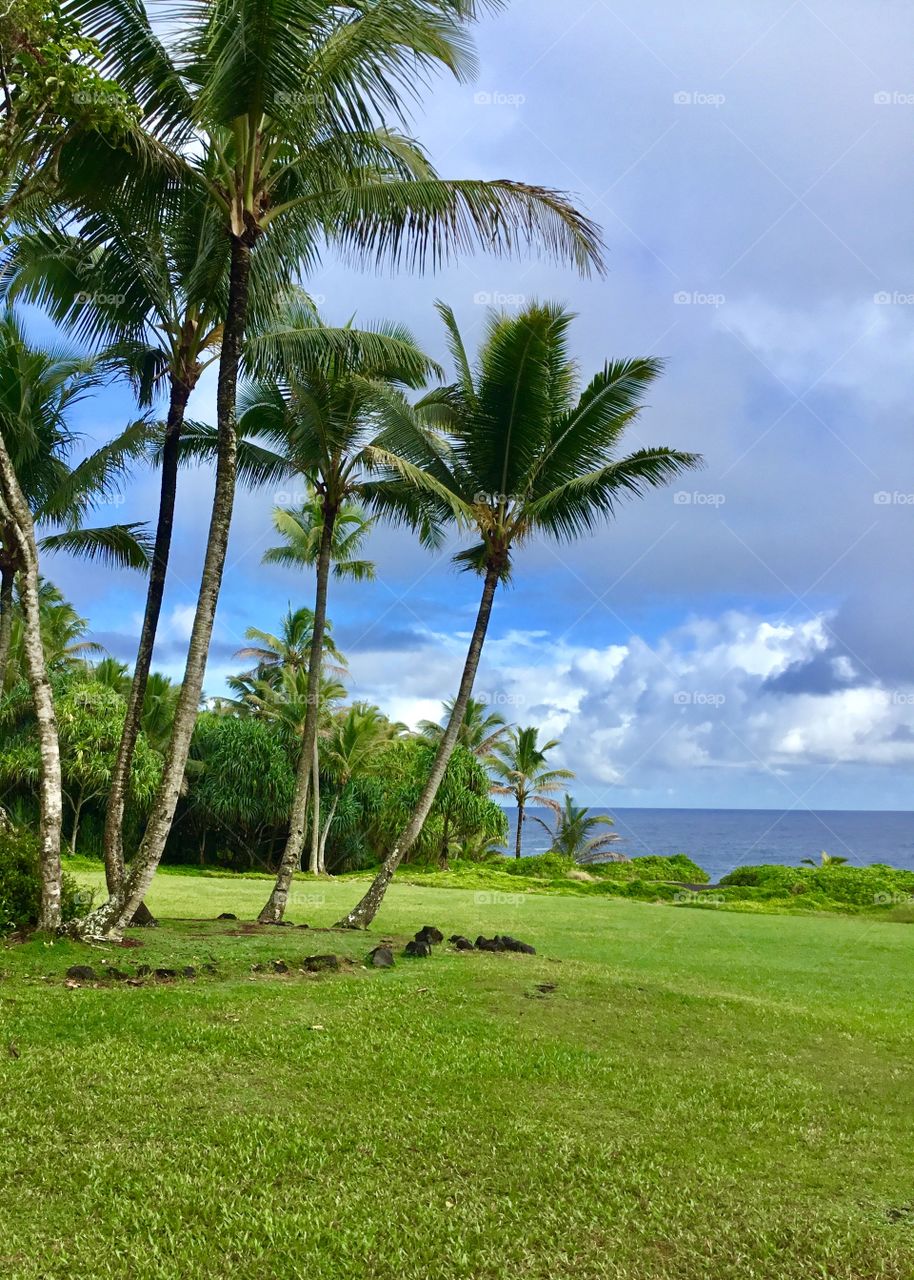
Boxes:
[0,436,63,931]
[514,794,525,859]
[308,740,320,875]
[69,792,84,857]
[0,558,14,690]
[336,561,501,929]
[258,500,337,923]
[75,235,252,939]
[317,794,338,874]
[102,372,193,906]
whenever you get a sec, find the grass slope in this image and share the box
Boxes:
[1,869,913,1279]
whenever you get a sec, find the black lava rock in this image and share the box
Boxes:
[415,925,444,945]
[497,935,536,955]
[106,968,130,981]
[404,939,432,958]
[216,912,237,921]
[65,965,96,981]
[154,968,177,980]
[304,954,339,972]
[475,936,506,952]
[182,966,197,978]
[449,936,474,951]
[272,960,289,975]
[368,945,395,968]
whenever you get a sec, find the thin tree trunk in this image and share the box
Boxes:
[317,793,338,874]
[514,795,525,859]
[308,740,320,875]
[0,437,63,930]
[0,559,14,690]
[69,793,83,857]
[258,500,337,923]
[336,561,501,929]
[102,372,193,903]
[75,236,252,939]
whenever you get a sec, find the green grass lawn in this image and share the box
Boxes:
[2,867,913,1279]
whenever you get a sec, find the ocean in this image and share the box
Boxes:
[503,807,914,882]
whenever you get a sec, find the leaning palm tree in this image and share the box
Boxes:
[419,695,509,760]
[317,703,391,873]
[71,0,603,939]
[532,795,624,864]
[337,300,702,928]
[490,725,573,859]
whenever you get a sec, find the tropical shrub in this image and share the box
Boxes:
[0,825,87,932]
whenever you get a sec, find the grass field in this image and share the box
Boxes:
[2,867,913,1279]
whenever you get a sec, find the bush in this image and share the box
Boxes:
[502,852,576,879]
[592,853,709,884]
[718,862,914,910]
[0,826,88,932]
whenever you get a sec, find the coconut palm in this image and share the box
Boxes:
[220,314,442,920]
[490,726,573,859]
[419,695,509,759]
[0,310,149,688]
[532,795,623,864]
[71,0,603,939]
[337,300,702,928]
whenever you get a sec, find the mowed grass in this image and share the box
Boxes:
[2,868,914,1279]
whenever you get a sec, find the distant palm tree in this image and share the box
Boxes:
[533,795,623,864]
[801,851,848,867]
[317,703,392,872]
[263,495,376,584]
[337,301,701,928]
[491,726,573,859]
[419,696,509,759]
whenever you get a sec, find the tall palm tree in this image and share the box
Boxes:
[419,695,509,759]
[532,795,623,864]
[71,0,603,939]
[490,725,573,859]
[337,300,702,928]
[231,320,442,919]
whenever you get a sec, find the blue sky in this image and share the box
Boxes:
[33,0,914,809]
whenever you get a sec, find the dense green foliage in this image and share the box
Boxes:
[0,825,86,931]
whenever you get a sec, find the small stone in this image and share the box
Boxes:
[450,936,474,951]
[216,912,237,921]
[304,954,339,972]
[154,968,177,980]
[182,966,197,979]
[296,923,310,929]
[415,925,444,945]
[272,960,289,974]
[368,945,395,968]
[475,936,505,953]
[65,965,96,981]
[497,935,536,955]
[251,963,266,973]
[404,940,432,958]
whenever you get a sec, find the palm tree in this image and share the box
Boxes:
[0,310,149,688]
[71,0,603,939]
[419,695,509,759]
[317,702,391,873]
[233,321,444,919]
[4,581,105,693]
[491,726,573,859]
[263,495,376,584]
[532,795,623,864]
[801,851,848,867]
[337,300,702,928]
